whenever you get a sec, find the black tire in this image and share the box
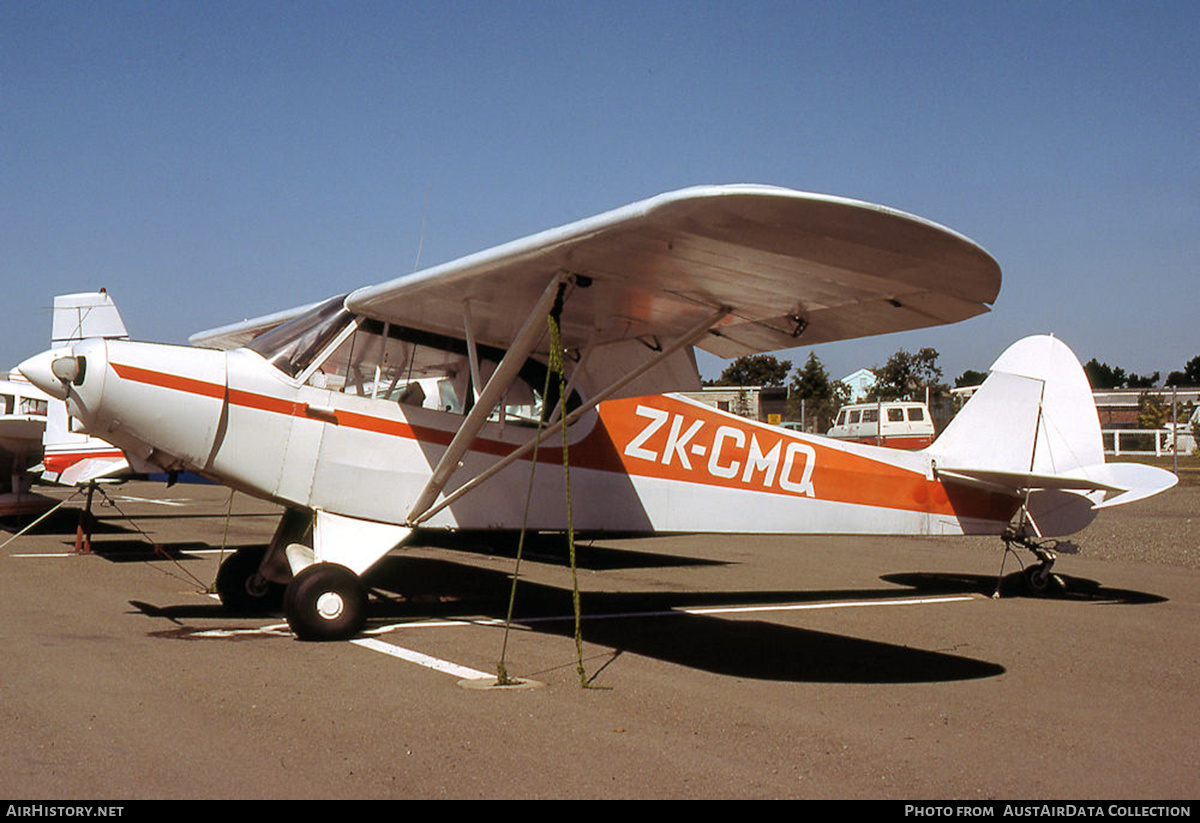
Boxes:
[284,563,367,641]
[215,546,285,614]
[1023,564,1065,597]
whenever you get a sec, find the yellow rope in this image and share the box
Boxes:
[548,311,594,688]
[497,289,600,688]
[495,333,555,686]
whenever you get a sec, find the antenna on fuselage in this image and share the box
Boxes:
[413,181,431,273]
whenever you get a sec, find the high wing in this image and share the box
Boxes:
[346,184,1001,359]
[190,185,1001,362]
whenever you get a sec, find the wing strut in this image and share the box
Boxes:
[405,273,570,523]
[408,305,731,526]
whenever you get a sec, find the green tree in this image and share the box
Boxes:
[1084,359,1128,389]
[1085,358,1161,389]
[954,369,988,389]
[1136,391,1167,429]
[869,347,944,401]
[1166,355,1200,387]
[787,351,848,432]
[708,354,792,387]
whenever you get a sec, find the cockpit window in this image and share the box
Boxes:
[250,302,579,424]
[246,295,353,379]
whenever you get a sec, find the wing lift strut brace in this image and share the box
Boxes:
[404,277,731,528]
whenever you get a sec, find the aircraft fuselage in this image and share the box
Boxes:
[22,336,1020,544]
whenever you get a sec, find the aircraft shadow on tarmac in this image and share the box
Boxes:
[130,545,1004,685]
[123,536,1167,685]
[880,571,1168,606]
[2,506,275,562]
[371,555,1010,684]
[2,507,131,536]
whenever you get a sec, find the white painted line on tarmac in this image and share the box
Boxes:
[111,495,190,506]
[361,594,982,635]
[9,551,82,558]
[351,636,493,681]
[352,594,981,678]
[9,547,235,558]
[681,594,979,616]
[376,593,980,629]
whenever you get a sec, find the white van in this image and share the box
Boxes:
[826,401,935,449]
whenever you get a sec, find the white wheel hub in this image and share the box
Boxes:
[315,591,345,621]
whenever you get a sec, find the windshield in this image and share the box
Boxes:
[246,295,354,379]
[246,300,581,424]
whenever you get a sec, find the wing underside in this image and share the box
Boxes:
[346,185,1001,359]
[190,185,1001,367]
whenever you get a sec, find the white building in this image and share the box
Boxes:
[840,368,876,401]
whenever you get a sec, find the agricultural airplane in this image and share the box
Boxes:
[18,185,1177,640]
[39,290,135,486]
[0,292,129,521]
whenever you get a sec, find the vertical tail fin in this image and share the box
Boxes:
[42,292,131,484]
[929,335,1176,536]
[51,290,128,348]
[932,335,1103,476]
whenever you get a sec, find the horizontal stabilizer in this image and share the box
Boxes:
[929,335,1179,535]
[1087,462,1178,509]
[936,462,1177,510]
[935,466,1125,497]
[51,456,132,486]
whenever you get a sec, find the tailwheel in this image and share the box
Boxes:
[215,545,285,614]
[1023,562,1065,597]
[1001,527,1067,597]
[284,563,368,641]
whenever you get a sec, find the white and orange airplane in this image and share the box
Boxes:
[18,185,1177,640]
[0,370,53,516]
[38,290,135,486]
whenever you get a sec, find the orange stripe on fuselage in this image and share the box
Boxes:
[108,362,540,461]
[110,362,226,399]
[598,395,1016,522]
[107,363,1015,522]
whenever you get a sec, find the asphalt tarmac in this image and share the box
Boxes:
[1,480,1197,800]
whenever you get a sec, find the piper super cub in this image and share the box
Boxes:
[19,185,1177,640]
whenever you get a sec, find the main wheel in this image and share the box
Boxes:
[215,546,285,614]
[284,563,367,641]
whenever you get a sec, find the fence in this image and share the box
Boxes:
[1103,429,1196,456]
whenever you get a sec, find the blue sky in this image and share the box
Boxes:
[3,1,1196,386]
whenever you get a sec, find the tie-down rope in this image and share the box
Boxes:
[496,284,595,688]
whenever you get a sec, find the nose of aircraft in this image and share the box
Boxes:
[18,349,71,400]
